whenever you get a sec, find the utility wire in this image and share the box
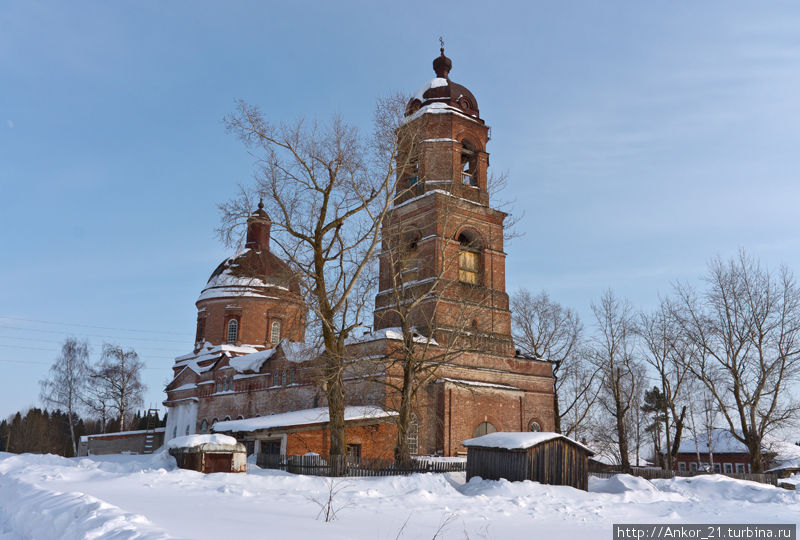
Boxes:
[0,315,189,336]
[0,324,189,344]
[0,334,185,354]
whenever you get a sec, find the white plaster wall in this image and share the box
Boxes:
[165,401,198,442]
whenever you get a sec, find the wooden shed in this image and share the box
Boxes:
[167,434,247,474]
[463,432,594,490]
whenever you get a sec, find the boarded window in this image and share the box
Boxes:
[458,233,480,285]
[473,422,497,437]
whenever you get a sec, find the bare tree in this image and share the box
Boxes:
[674,251,800,472]
[511,289,597,435]
[90,344,145,432]
[638,300,691,470]
[219,95,411,463]
[589,290,641,472]
[39,338,89,456]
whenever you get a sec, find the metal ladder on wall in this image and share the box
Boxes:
[143,408,160,454]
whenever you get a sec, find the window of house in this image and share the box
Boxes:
[346,443,362,463]
[473,422,497,438]
[288,369,295,385]
[678,462,686,472]
[713,463,721,473]
[227,319,239,343]
[282,370,287,386]
[458,232,480,285]
[529,420,541,432]
[185,425,190,436]
[200,419,208,434]
[690,462,697,473]
[724,463,733,474]
[408,414,419,455]
[270,320,282,344]
[216,380,222,393]
[735,463,745,473]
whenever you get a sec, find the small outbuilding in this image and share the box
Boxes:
[167,434,247,474]
[463,432,594,490]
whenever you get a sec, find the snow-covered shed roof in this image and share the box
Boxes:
[166,434,244,453]
[462,432,594,454]
[212,406,396,433]
[677,429,766,454]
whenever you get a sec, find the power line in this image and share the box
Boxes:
[0,324,189,345]
[0,334,186,354]
[0,315,190,337]
[0,344,178,363]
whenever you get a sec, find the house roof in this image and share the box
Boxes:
[462,432,594,454]
[212,406,397,433]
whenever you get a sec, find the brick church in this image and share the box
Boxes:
[163,48,555,459]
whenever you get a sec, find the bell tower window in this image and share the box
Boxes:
[226,319,239,343]
[460,139,478,186]
[458,232,480,285]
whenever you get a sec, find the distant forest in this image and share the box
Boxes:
[0,409,167,457]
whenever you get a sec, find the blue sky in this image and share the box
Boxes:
[2,1,800,419]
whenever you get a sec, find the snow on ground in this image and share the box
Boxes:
[1,451,798,540]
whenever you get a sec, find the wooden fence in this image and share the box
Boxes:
[256,453,466,477]
[590,468,779,486]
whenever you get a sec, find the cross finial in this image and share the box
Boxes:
[439,36,445,55]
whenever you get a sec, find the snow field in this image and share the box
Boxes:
[0,451,798,539]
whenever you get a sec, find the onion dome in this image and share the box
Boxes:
[198,203,300,302]
[405,46,481,122]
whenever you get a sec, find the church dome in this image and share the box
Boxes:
[405,48,481,121]
[197,248,300,302]
[197,201,301,302]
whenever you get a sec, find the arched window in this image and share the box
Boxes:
[200,419,208,434]
[216,380,222,393]
[460,139,478,186]
[458,232,480,285]
[185,425,190,436]
[473,422,497,437]
[226,319,239,343]
[224,416,231,421]
[270,320,282,344]
[408,414,419,455]
[529,420,542,432]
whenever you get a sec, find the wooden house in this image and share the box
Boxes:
[463,432,594,490]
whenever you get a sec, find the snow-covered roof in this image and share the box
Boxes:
[212,406,397,433]
[167,433,243,452]
[436,378,521,391]
[678,429,753,454]
[79,427,166,443]
[413,77,449,101]
[229,348,275,372]
[172,342,261,375]
[349,327,438,346]
[462,432,594,454]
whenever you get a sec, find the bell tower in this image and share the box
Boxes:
[374,47,514,357]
